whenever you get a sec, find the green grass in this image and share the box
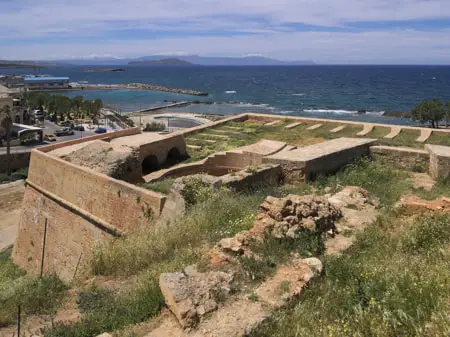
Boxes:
[250,212,450,337]
[413,176,450,200]
[426,131,450,146]
[0,248,68,327]
[45,278,162,337]
[141,177,176,195]
[314,158,411,206]
[365,126,390,138]
[378,129,422,148]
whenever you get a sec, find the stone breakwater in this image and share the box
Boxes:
[74,82,208,96]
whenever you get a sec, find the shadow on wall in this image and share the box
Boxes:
[142,147,186,175]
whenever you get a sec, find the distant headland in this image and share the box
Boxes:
[129,58,194,66]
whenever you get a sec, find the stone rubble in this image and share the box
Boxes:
[159,266,234,328]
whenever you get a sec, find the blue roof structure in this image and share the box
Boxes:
[24,77,70,82]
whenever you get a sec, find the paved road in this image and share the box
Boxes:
[0,120,96,153]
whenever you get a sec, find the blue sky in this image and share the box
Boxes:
[1,0,450,64]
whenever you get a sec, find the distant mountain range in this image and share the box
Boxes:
[32,55,315,66]
[129,58,194,66]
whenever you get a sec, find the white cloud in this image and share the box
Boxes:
[1,0,450,61]
[2,29,450,64]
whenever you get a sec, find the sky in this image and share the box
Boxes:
[1,0,450,64]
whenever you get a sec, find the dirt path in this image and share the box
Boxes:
[0,180,25,251]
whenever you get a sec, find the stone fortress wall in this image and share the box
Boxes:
[11,113,450,282]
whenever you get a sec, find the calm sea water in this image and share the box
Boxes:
[4,65,450,125]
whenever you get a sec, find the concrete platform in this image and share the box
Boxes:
[384,127,402,139]
[264,138,377,181]
[357,124,374,136]
[265,120,280,126]
[426,144,450,179]
[285,122,302,129]
[234,139,287,156]
[330,125,346,133]
[307,123,323,130]
[416,129,433,143]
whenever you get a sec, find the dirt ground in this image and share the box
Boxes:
[0,180,25,251]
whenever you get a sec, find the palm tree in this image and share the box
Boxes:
[0,105,13,176]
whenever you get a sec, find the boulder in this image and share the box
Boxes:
[159,266,234,328]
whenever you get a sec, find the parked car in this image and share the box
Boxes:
[44,134,57,142]
[94,127,107,134]
[54,128,75,136]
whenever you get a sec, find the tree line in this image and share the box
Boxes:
[24,92,103,124]
[412,99,450,128]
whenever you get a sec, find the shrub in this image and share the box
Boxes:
[143,121,165,132]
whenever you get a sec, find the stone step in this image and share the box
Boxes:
[330,125,346,133]
[416,129,433,142]
[356,124,374,136]
[264,120,280,126]
[307,123,323,130]
[202,133,229,139]
[223,126,243,130]
[384,127,402,139]
[210,129,243,136]
[285,122,302,129]
[187,144,202,150]
[188,138,217,144]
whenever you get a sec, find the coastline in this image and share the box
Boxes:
[70,83,208,96]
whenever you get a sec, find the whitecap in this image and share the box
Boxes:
[225,90,237,94]
[303,109,358,115]
[291,93,305,96]
[278,110,294,115]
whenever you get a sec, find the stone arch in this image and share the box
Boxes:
[141,154,160,174]
[165,147,183,166]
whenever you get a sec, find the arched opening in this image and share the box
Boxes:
[161,147,185,169]
[141,155,160,175]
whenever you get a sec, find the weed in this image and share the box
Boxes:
[413,176,450,200]
[248,293,259,302]
[141,178,176,195]
[278,280,291,295]
[249,211,450,337]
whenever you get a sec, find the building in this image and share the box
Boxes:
[24,77,70,90]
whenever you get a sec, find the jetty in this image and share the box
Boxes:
[71,82,208,96]
[129,101,192,115]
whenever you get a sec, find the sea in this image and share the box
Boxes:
[3,65,450,125]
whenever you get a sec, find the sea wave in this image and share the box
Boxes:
[225,90,237,94]
[303,109,385,116]
[303,109,358,115]
[278,110,295,115]
[291,93,305,96]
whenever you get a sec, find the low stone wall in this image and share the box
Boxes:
[0,150,30,173]
[221,164,283,191]
[370,146,430,172]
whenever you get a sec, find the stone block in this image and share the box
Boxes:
[426,144,450,180]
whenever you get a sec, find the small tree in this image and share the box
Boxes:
[0,105,13,176]
[411,99,445,128]
[445,101,450,127]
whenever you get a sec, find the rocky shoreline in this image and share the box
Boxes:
[71,82,208,96]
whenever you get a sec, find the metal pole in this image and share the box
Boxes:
[17,305,21,337]
[40,218,48,278]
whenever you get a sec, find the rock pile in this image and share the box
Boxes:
[210,194,342,262]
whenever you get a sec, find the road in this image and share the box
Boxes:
[0,120,96,153]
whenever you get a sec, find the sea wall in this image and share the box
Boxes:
[370,146,430,172]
